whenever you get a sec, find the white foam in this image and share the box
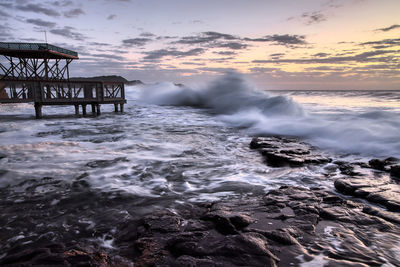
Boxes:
[138,72,400,157]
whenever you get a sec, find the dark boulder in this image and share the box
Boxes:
[250,137,331,167]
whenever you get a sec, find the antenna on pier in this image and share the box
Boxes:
[41,30,48,43]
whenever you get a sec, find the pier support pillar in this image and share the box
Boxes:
[120,103,124,113]
[91,104,96,115]
[96,104,101,116]
[74,105,79,115]
[34,103,42,119]
[114,103,119,113]
[82,104,87,116]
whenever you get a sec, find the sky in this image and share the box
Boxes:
[0,0,399,90]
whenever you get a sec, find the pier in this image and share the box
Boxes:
[0,42,126,118]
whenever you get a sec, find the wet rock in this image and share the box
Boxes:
[86,157,129,168]
[0,152,6,159]
[250,136,331,167]
[390,165,400,178]
[0,244,123,266]
[112,186,400,266]
[334,178,400,212]
[369,157,399,172]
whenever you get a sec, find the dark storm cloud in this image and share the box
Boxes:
[375,24,400,32]
[107,14,116,20]
[143,48,204,60]
[50,26,85,41]
[64,8,85,18]
[122,38,152,47]
[26,18,56,28]
[253,50,398,64]
[16,4,60,17]
[301,11,327,25]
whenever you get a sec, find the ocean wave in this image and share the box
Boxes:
[137,72,400,157]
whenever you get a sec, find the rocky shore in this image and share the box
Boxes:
[1,137,400,266]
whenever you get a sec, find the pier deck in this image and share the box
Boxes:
[0,42,126,118]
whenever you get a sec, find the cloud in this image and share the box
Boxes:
[140,32,155,37]
[107,14,116,20]
[26,18,56,28]
[214,51,236,56]
[88,42,111,46]
[64,8,85,18]
[143,48,204,60]
[270,53,285,57]
[312,52,330,57]
[0,25,14,41]
[181,62,206,66]
[0,3,13,9]
[249,67,281,73]
[174,32,307,50]
[360,38,400,47]
[305,66,347,71]
[175,31,237,45]
[301,11,327,25]
[89,53,125,61]
[122,38,152,47]
[375,24,400,32]
[197,67,237,73]
[245,34,307,46]
[265,34,307,46]
[16,4,60,17]
[50,26,85,41]
[52,1,73,7]
[252,50,398,64]
[217,42,247,50]
[174,31,250,50]
[0,9,9,17]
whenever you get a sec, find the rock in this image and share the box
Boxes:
[86,157,129,168]
[250,137,331,167]
[0,244,122,266]
[368,158,386,171]
[390,165,400,178]
[334,178,400,212]
[369,157,399,172]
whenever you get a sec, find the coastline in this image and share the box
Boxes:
[1,136,399,266]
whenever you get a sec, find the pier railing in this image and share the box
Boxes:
[0,42,78,58]
[0,80,125,104]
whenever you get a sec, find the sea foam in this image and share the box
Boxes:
[137,72,400,157]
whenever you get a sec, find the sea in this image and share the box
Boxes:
[0,73,399,264]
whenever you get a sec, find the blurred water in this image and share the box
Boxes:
[0,74,399,263]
